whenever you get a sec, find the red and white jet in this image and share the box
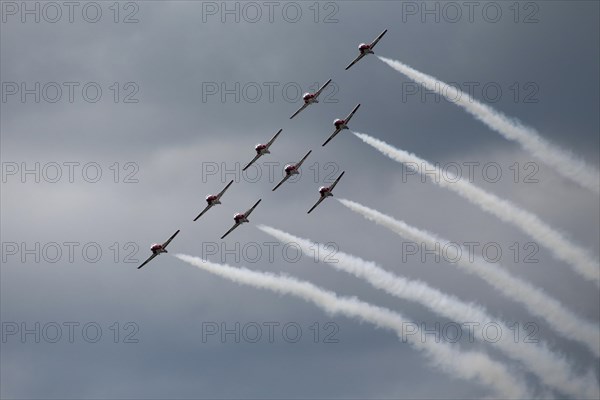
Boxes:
[137,229,180,269]
[322,104,361,147]
[221,199,262,239]
[307,171,345,214]
[345,29,388,70]
[243,129,283,171]
[193,180,234,221]
[290,79,332,119]
[272,150,312,191]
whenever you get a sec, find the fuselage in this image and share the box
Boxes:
[234,213,249,223]
[255,144,270,155]
[319,186,333,197]
[359,43,374,54]
[206,194,221,205]
[150,243,166,254]
[302,93,317,104]
[334,119,348,130]
[284,164,300,176]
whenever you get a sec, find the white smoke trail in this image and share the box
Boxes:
[338,198,600,359]
[258,225,599,399]
[175,254,532,399]
[377,55,600,195]
[352,131,600,287]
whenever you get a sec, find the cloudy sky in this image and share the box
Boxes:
[1,1,599,398]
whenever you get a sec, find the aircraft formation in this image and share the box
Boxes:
[138,29,388,269]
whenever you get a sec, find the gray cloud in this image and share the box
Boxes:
[2,1,599,398]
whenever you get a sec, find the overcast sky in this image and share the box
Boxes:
[1,1,599,398]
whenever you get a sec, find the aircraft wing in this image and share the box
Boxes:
[370,29,388,49]
[243,154,262,171]
[244,199,262,218]
[162,230,181,249]
[314,79,332,98]
[344,104,361,124]
[272,174,291,191]
[322,127,342,147]
[329,171,345,191]
[220,222,241,239]
[137,253,159,269]
[295,150,312,168]
[307,197,326,214]
[193,204,213,221]
[345,53,366,70]
[217,180,234,199]
[266,129,283,148]
[290,103,309,119]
